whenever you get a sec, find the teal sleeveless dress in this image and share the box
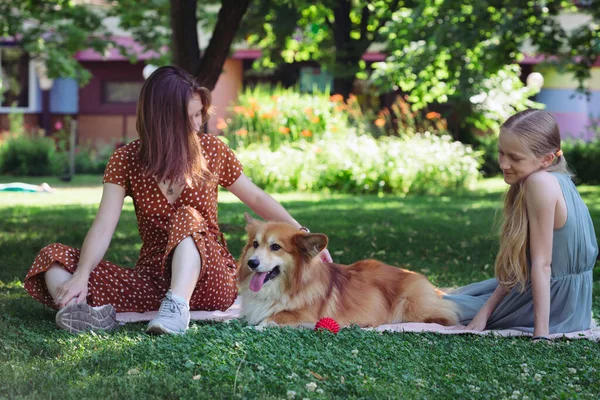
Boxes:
[445,173,598,333]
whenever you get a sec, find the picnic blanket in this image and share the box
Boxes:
[116,298,600,341]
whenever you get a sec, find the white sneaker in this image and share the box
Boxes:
[146,291,190,334]
[55,303,118,333]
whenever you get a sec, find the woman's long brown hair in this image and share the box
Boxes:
[136,66,213,186]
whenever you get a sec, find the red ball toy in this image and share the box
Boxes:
[315,317,340,334]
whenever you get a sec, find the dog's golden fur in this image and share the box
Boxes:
[237,215,459,327]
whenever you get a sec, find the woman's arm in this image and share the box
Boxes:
[55,183,125,307]
[227,174,302,228]
[75,183,126,276]
[524,173,559,337]
[466,284,509,330]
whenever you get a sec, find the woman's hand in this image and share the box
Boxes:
[55,272,90,309]
[466,310,489,331]
[320,248,333,263]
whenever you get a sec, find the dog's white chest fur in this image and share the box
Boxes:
[239,288,291,325]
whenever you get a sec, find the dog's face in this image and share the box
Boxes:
[238,214,328,295]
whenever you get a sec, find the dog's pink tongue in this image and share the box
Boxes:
[249,272,268,292]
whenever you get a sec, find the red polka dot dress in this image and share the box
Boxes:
[24,134,243,313]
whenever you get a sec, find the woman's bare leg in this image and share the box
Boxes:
[45,263,74,305]
[46,263,117,333]
[147,236,201,334]
[169,236,202,303]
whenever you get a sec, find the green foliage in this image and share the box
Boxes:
[371,0,596,102]
[240,1,399,81]
[466,65,544,134]
[220,85,351,150]
[563,136,600,186]
[372,96,449,137]
[106,0,172,66]
[241,1,598,102]
[0,0,112,85]
[473,133,501,178]
[237,131,481,195]
[0,132,65,176]
[74,145,114,175]
[8,112,25,137]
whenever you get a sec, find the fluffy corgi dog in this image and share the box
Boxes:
[238,214,459,328]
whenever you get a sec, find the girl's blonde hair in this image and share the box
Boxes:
[495,109,571,291]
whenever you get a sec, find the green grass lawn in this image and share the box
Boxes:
[1,175,599,399]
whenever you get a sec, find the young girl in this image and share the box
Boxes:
[24,66,332,335]
[445,109,598,338]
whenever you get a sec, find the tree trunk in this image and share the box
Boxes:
[195,0,251,90]
[331,0,355,98]
[333,75,355,99]
[170,0,201,74]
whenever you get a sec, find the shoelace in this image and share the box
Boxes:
[156,296,185,319]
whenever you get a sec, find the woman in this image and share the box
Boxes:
[24,66,331,335]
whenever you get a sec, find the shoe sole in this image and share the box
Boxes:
[146,321,186,335]
[55,303,118,333]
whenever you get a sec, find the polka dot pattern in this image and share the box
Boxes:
[24,134,243,312]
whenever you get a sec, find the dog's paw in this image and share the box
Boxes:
[255,319,280,330]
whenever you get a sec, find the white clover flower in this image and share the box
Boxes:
[286,390,296,399]
[306,382,317,392]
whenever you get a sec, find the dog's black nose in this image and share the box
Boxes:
[247,258,260,270]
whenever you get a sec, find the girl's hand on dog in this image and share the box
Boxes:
[320,248,333,263]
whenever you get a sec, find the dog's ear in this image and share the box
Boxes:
[244,213,262,231]
[244,212,255,225]
[294,233,328,258]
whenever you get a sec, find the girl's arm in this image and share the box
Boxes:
[55,183,125,307]
[524,173,559,337]
[466,284,509,330]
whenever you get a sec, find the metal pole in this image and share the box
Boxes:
[69,119,77,177]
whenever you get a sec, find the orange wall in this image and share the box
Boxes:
[208,59,243,134]
[78,115,125,149]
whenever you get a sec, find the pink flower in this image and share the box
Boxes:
[54,121,63,130]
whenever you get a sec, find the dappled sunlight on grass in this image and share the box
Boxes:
[1,175,599,398]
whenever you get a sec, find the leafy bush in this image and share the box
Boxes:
[369,96,450,138]
[562,138,600,185]
[220,85,351,150]
[473,133,501,177]
[75,144,115,174]
[467,65,543,134]
[0,132,66,176]
[236,131,481,195]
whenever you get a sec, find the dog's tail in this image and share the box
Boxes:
[396,279,460,326]
[422,296,460,326]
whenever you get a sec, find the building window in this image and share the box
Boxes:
[103,81,143,104]
[299,67,333,94]
[0,46,36,111]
